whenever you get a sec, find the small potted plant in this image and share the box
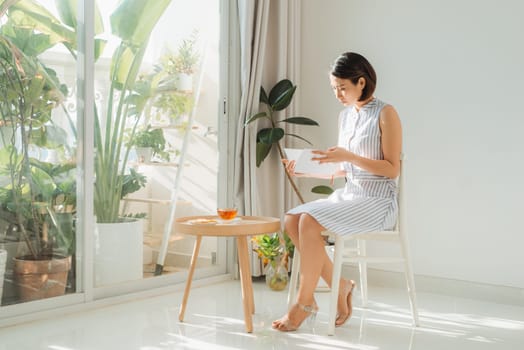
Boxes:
[252,232,290,291]
[155,91,194,126]
[173,31,199,91]
[131,125,170,162]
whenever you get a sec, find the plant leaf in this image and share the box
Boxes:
[269,80,296,111]
[285,133,312,145]
[280,117,319,126]
[110,0,171,47]
[244,111,267,126]
[55,0,105,35]
[257,128,284,144]
[260,86,269,105]
[268,79,293,105]
[7,2,76,50]
[256,142,272,167]
[311,185,334,195]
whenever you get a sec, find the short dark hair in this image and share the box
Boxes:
[330,52,377,101]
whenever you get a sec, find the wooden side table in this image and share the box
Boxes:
[174,215,281,333]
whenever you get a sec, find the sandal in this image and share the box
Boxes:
[336,279,356,326]
[272,302,318,332]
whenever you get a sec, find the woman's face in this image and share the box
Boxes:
[329,75,364,107]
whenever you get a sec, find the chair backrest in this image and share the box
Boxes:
[396,154,406,233]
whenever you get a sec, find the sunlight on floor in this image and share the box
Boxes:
[1,280,523,350]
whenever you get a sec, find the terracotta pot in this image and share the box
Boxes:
[13,255,71,302]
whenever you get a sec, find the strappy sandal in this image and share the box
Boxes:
[272,302,319,332]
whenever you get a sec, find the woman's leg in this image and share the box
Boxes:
[273,214,325,330]
[295,214,328,303]
[285,214,333,284]
[281,214,355,326]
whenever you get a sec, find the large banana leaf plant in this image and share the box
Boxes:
[91,0,172,223]
[244,79,319,204]
[58,0,172,223]
[4,0,172,223]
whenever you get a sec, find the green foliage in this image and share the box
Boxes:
[89,0,172,223]
[311,185,334,195]
[0,21,75,259]
[130,125,169,161]
[0,0,171,243]
[120,168,147,199]
[122,212,147,219]
[283,231,295,258]
[244,79,319,167]
[252,232,286,265]
[173,30,199,74]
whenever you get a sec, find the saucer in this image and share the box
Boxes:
[217,217,242,224]
[187,218,218,225]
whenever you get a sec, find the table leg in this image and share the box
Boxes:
[179,235,202,322]
[236,236,254,332]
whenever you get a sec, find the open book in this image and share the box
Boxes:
[284,148,339,176]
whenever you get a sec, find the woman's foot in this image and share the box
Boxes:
[272,302,318,332]
[336,279,356,326]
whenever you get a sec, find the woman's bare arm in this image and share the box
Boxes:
[312,105,402,179]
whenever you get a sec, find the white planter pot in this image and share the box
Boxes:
[135,147,153,163]
[176,73,193,92]
[0,249,7,302]
[94,219,143,287]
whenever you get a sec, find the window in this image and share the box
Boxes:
[0,0,228,313]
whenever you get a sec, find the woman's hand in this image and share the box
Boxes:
[311,147,353,164]
[282,159,297,177]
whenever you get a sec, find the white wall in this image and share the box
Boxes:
[299,0,524,289]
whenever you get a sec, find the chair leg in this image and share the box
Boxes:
[327,235,344,336]
[400,238,420,326]
[358,240,368,307]
[287,251,300,309]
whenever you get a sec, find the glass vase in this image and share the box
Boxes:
[265,259,289,291]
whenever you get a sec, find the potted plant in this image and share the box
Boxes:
[252,232,290,291]
[85,0,172,285]
[173,31,199,91]
[0,29,75,302]
[130,125,169,162]
[1,0,172,286]
[154,87,194,126]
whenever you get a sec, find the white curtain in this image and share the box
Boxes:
[233,0,302,276]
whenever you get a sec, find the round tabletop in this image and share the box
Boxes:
[174,215,281,237]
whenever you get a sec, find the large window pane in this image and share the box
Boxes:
[1,0,223,308]
[92,0,221,287]
[0,1,79,305]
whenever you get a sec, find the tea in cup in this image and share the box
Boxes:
[217,207,238,221]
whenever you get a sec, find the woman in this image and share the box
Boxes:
[273,52,402,331]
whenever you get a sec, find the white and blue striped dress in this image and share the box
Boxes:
[287,97,398,236]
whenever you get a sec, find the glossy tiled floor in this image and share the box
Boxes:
[1,278,523,349]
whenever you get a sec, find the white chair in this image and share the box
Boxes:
[287,156,420,335]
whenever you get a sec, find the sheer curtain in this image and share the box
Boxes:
[233,0,302,275]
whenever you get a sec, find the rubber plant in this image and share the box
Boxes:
[244,79,320,204]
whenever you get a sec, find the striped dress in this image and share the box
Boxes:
[287,97,398,236]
